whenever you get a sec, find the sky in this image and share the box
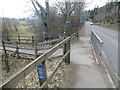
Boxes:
[0,0,108,18]
[85,0,108,10]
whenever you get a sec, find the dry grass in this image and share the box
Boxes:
[100,23,118,31]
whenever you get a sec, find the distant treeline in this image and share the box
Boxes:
[86,2,119,25]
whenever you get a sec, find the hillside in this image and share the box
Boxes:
[85,2,120,30]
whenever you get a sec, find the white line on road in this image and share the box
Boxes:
[105,31,117,37]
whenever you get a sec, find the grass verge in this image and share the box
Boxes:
[10,27,32,36]
[100,23,118,31]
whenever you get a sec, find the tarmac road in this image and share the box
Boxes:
[85,22,118,73]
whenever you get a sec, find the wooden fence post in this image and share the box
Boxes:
[18,35,20,42]
[16,42,19,59]
[32,36,34,46]
[34,42,37,58]
[75,28,79,37]
[63,38,70,64]
[2,41,10,72]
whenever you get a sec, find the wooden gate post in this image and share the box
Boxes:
[63,38,70,64]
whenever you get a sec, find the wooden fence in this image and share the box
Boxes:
[1,37,63,72]
[1,36,72,88]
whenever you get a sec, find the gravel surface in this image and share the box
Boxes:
[1,53,33,84]
[15,57,73,88]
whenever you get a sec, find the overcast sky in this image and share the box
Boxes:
[0,0,108,18]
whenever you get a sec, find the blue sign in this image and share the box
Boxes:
[37,64,44,80]
[66,20,71,24]
[80,13,84,23]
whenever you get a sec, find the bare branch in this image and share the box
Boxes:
[31,1,41,18]
[55,0,66,16]
[69,8,74,15]
[34,0,45,13]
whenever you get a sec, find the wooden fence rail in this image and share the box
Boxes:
[2,38,63,56]
[1,37,63,73]
[1,36,71,88]
[1,35,63,43]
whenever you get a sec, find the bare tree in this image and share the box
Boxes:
[2,18,20,41]
[2,18,11,41]
[30,0,84,41]
[55,0,84,36]
[31,0,50,41]
[31,0,64,41]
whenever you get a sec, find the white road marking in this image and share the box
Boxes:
[105,31,117,37]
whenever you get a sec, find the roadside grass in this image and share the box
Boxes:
[100,23,118,31]
[10,27,32,36]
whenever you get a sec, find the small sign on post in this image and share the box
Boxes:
[37,64,44,81]
[80,13,84,24]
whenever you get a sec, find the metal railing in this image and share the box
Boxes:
[91,30,118,88]
[91,30,103,47]
[91,30,103,62]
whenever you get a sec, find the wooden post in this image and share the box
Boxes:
[76,28,79,37]
[32,36,34,46]
[2,54,3,61]
[39,61,47,86]
[2,41,10,72]
[16,42,19,59]
[34,42,37,58]
[18,35,20,42]
[63,39,70,64]
[65,2,71,37]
